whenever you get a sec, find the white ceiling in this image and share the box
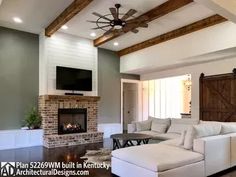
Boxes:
[0,0,215,51]
[101,2,215,51]
[0,0,73,34]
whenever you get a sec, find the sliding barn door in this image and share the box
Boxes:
[200,71,236,122]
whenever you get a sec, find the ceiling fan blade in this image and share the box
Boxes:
[139,23,148,28]
[121,9,137,20]
[122,24,136,32]
[91,25,111,30]
[92,12,111,21]
[87,20,110,24]
[109,8,118,20]
[126,15,149,24]
[131,29,139,33]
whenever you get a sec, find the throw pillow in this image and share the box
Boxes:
[178,130,187,146]
[221,123,236,134]
[151,123,168,133]
[183,126,195,150]
[136,120,152,132]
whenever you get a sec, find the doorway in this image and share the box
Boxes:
[121,79,141,133]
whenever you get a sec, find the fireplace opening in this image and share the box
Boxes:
[58,108,87,135]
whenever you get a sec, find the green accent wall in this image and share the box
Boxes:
[98,48,139,123]
[0,27,39,130]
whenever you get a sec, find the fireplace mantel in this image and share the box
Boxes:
[39,95,100,101]
[38,94,103,148]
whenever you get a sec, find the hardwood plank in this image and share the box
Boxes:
[118,15,227,56]
[45,0,93,37]
[93,0,193,47]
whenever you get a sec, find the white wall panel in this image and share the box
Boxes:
[39,32,98,96]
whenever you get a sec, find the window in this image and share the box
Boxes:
[142,75,191,119]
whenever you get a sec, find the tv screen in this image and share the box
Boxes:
[56,66,92,91]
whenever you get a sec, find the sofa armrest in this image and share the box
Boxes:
[128,124,136,133]
[193,135,230,176]
[229,133,236,167]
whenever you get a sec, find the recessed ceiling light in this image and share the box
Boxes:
[13,17,22,23]
[113,42,119,46]
[90,32,96,37]
[61,25,68,30]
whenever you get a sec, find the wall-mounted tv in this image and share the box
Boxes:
[56,66,92,91]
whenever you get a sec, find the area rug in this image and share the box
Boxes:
[80,148,112,167]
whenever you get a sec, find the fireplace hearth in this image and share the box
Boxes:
[58,108,87,135]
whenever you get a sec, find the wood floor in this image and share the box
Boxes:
[0,139,235,177]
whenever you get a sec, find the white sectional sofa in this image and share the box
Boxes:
[112,119,236,177]
[128,118,199,141]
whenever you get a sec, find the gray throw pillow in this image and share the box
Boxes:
[151,123,168,133]
[136,120,152,132]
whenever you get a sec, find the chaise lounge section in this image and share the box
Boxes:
[112,120,236,177]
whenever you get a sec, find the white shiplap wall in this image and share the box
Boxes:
[39,32,98,96]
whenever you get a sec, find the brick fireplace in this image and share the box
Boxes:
[38,95,103,148]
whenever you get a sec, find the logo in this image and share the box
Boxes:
[0,162,16,176]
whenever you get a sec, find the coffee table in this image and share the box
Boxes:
[110,133,153,150]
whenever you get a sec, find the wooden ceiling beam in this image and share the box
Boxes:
[118,15,227,56]
[93,0,193,47]
[45,0,93,37]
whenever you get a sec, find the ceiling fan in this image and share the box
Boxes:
[88,4,149,36]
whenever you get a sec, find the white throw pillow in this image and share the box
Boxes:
[221,123,236,134]
[151,123,168,133]
[167,124,190,134]
[183,126,195,150]
[136,120,152,132]
[178,130,187,146]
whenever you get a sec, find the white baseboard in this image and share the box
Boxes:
[0,129,43,150]
[98,123,122,138]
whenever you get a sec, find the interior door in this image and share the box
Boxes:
[123,83,137,131]
[200,71,236,122]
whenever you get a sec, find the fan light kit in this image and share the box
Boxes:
[88,4,148,36]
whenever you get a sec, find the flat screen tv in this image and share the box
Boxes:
[56,66,92,91]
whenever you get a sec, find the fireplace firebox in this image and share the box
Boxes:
[58,108,87,135]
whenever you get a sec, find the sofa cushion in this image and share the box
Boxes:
[221,123,236,134]
[200,120,221,124]
[167,118,199,134]
[159,138,181,147]
[136,120,152,132]
[151,123,168,133]
[171,118,199,125]
[151,118,171,127]
[184,126,195,150]
[194,123,221,138]
[139,131,180,140]
[112,144,204,172]
[184,124,222,150]
[167,124,190,134]
[178,130,187,146]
